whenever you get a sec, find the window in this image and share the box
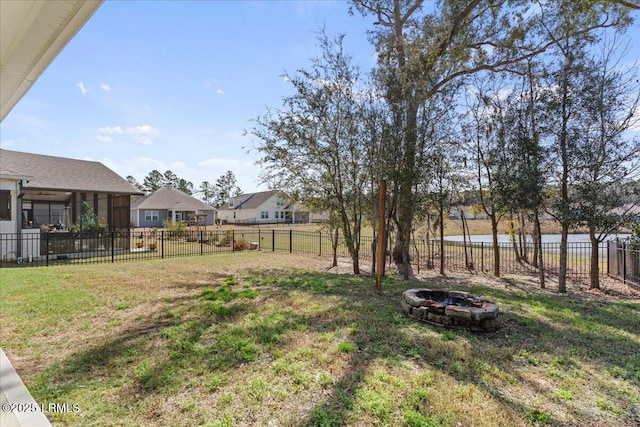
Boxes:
[276,197,284,206]
[261,211,269,219]
[30,202,65,226]
[50,203,64,224]
[274,211,279,219]
[145,210,159,221]
[0,191,10,220]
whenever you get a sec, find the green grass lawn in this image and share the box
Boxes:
[1,252,639,426]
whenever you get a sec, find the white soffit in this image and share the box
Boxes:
[0,0,103,121]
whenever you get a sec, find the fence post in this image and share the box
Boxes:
[158,231,161,258]
[272,229,275,252]
[319,231,322,256]
[258,229,261,250]
[481,242,484,272]
[200,230,204,255]
[232,230,235,252]
[46,232,50,266]
[289,230,293,253]
[111,231,115,263]
[623,241,627,283]
[429,239,433,269]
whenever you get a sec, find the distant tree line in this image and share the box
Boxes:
[247,0,640,291]
[127,170,242,208]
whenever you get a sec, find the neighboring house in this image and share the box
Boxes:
[217,190,295,224]
[0,148,143,260]
[131,187,216,228]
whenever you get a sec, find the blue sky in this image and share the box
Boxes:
[1,1,638,194]
[0,0,376,193]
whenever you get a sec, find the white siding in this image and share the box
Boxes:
[0,177,19,234]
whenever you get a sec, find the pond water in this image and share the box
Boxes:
[442,233,631,256]
[443,233,631,244]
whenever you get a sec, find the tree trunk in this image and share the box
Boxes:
[352,245,361,275]
[332,227,338,268]
[371,236,377,276]
[411,230,420,274]
[519,211,528,263]
[491,214,500,277]
[558,224,568,293]
[532,214,540,269]
[461,209,470,270]
[509,215,521,263]
[534,210,545,289]
[557,50,571,294]
[425,215,434,269]
[589,228,600,289]
[397,104,419,280]
[439,197,445,275]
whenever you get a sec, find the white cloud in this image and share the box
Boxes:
[96,135,113,143]
[101,84,111,91]
[98,126,123,135]
[171,161,187,171]
[76,82,87,95]
[204,79,217,89]
[204,79,226,94]
[197,157,254,170]
[95,124,160,145]
[97,156,167,181]
[128,125,160,145]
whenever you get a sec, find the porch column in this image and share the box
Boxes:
[10,189,20,231]
[107,194,113,232]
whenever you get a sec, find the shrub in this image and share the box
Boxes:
[630,222,640,250]
[234,239,249,251]
[163,218,187,239]
[163,218,187,232]
[71,201,107,234]
[219,230,233,245]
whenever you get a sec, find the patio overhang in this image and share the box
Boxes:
[0,0,103,121]
[22,189,73,203]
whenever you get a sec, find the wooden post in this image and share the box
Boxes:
[375,180,386,294]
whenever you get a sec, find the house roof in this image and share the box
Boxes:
[0,164,33,181]
[132,187,215,211]
[1,0,103,121]
[222,190,282,210]
[0,149,142,195]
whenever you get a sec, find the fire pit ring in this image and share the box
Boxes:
[401,288,499,332]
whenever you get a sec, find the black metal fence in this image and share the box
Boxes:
[607,239,640,290]
[423,240,608,282]
[0,230,619,285]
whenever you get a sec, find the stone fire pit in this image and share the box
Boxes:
[401,288,499,331]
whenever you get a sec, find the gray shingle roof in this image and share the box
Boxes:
[224,190,281,210]
[0,149,142,194]
[132,187,215,211]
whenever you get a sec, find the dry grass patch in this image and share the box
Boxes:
[1,252,639,426]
